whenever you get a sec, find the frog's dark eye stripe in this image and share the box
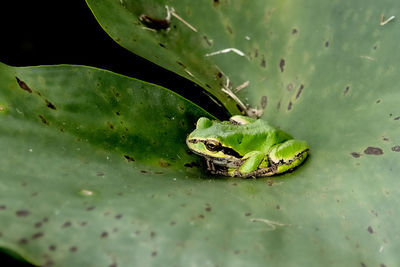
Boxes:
[220,147,242,158]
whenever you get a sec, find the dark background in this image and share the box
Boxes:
[0,1,228,266]
[0,1,228,117]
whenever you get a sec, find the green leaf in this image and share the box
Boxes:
[2,0,400,266]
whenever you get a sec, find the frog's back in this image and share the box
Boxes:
[213,120,293,155]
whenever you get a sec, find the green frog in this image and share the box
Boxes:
[186,115,309,178]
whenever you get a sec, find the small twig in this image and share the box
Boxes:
[167,6,198,32]
[380,14,395,26]
[234,80,250,93]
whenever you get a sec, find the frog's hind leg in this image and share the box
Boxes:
[268,140,309,174]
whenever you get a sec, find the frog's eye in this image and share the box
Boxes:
[205,140,221,151]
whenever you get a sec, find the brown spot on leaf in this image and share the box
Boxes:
[16,210,30,217]
[261,96,267,109]
[19,238,29,245]
[367,226,374,234]
[86,206,95,211]
[16,77,32,93]
[107,122,114,129]
[227,25,233,34]
[159,159,170,167]
[244,212,251,216]
[115,214,123,219]
[344,86,350,95]
[287,101,292,111]
[261,56,266,68]
[279,59,285,72]
[296,84,304,99]
[205,207,212,212]
[69,246,77,252]
[124,155,135,162]
[151,251,157,257]
[382,137,389,141]
[45,99,56,110]
[101,231,109,238]
[0,205,6,210]
[376,99,381,104]
[150,231,156,238]
[34,222,42,228]
[287,83,294,91]
[276,205,280,210]
[203,36,212,46]
[325,41,329,47]
[392,146,400,152]
[198,214,205,219]
[38,115,49,125]
[277,101,281,110]
[170,221,176,226]
[351,152,361,158]
[213,0,219,7]
[32,232,44,239]
[292,28,298,34]
[62,221,71,228]
[364,147,383,155]
[138,14,170,30]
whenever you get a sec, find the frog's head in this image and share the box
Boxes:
[186,117,242,166]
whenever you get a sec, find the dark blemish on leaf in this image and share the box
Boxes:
[21,181,27,187]
[16,210,30,217]
[101,231,109,238]
[31,192,38,197]
[96,172,104,176]
[244,212,251,217]
[198,214,205,219]
[152,251,157,257]
[34,222,42,228]
[277,101,281,110]
[287,83,294,91]
[49,245,56,251]
[213,0,220,7]
[115,214,123,219]
[155,171,164,174]
[232,183,237,186]
[38,115,49,125]
[113,228,119,233]
[394,116,400,120]
[205,84,211,89]
[170,221,176,226]
[43,217,49,223]
[227,25,233,34]
[80,221,87,226]
[205,207,212,212]
[19,238,29,245]
[177,61,186,68]
[135,230,141,235]
[371,210,378,217]
[234,249,240,255]
[367,226,374,234]
[382,137,389,141]
[364,147,383,155]
[276,205,280,210]
[116,111,121,116]
[32,232,44,239]
[392,146,400,152]
[373,45,377,50]
[109,264,117,267]
[287,101,292,111]
[325,41,329,47]
[62,221,71,228]
[140,170,148,173]
[138,14,170,30]
[203,36,212,46]
[296,84,304,99]
[217,72,223,79]
[279,59,285,72]
[124,155,135,162]
[351,152,361,158]
[254,49,258,58]
[261,96,267,109]
[184,162,200,168]
[381,264,387,267]
[16,77,32,93]
[344,86,350,95]
[261,55,266,68]
[292,28,298,34]
[69,246,77,252]
[45,99,56,110]
[150,231,156,238]
[86,206,95,211]
[376,99,381,104]
[0,205,5,210]
[389,113,393,117]
[159,159,170,167]
[159,43,166,48]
